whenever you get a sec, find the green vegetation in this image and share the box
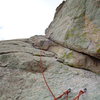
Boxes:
[65,28,76,40]
[93,28,100,34]
[97,48,100,53]
[65,31,75,40]
[65,27,90,49]
[63,52,74,59]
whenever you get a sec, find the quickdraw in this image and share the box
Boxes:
[56,88,71,100]
[73,88,87,100]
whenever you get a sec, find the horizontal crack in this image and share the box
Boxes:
[0,51,55,58]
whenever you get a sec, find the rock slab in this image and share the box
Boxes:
[45,0,100,59]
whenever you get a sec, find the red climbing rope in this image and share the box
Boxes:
[73,88,87,100]
[39,51,71,100]
[33,39,88,100]
[39,51,56,100]
[39,50,87,100]
[56,89,71,100]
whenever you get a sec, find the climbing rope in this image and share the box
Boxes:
[39,51,56,99]
[56,88,71,100]
[39,51,71,100]
[39,50,87,100]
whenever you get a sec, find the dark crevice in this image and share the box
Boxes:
[54,1,66,19]
[0,51,19,55]
[0,51,55,58]
[48,36,100,60]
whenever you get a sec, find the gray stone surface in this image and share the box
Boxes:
[0,0,100,100]
[45,0,100,59]
[0,61,100,100]
[49,45,100,74]
[0,39,55,57]
[0,39,55,72]
[0,39,100,100]
[29,35,57,50]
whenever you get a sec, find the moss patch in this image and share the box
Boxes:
[65,28,76,40]
[65,31,75,40]
[93,28,100,34]
[74,35,90,49]
[65,28,89,49]
[63,52,74,59]
[67,52,73,59]
[65,27,87,40]
[97,48,100,53]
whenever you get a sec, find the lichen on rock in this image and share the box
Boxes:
[0,0,100,100]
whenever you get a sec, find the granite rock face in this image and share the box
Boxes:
[0,61,100,100]
[0,0,100,100]
[45,0,100,59]
[49,45,100,74]
[0,36,100,100]
[0,39,55,73]
[29,34,100,74]
[29,35,57,50]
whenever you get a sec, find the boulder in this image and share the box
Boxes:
[29,35,57,50]
[45,0,100,59]
[0,39,55,72]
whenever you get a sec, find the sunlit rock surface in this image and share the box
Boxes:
[0,0,100,100]
[45,0,100,59]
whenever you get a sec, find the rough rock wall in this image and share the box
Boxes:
[0,0,100,100]
[45,0,100,59]
[1,61,100,100]
[0,35,100,100]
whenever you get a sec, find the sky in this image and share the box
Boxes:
[0,0,63,40]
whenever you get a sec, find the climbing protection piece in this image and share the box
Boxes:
[56,88,71,100]
[73,88,87,100]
